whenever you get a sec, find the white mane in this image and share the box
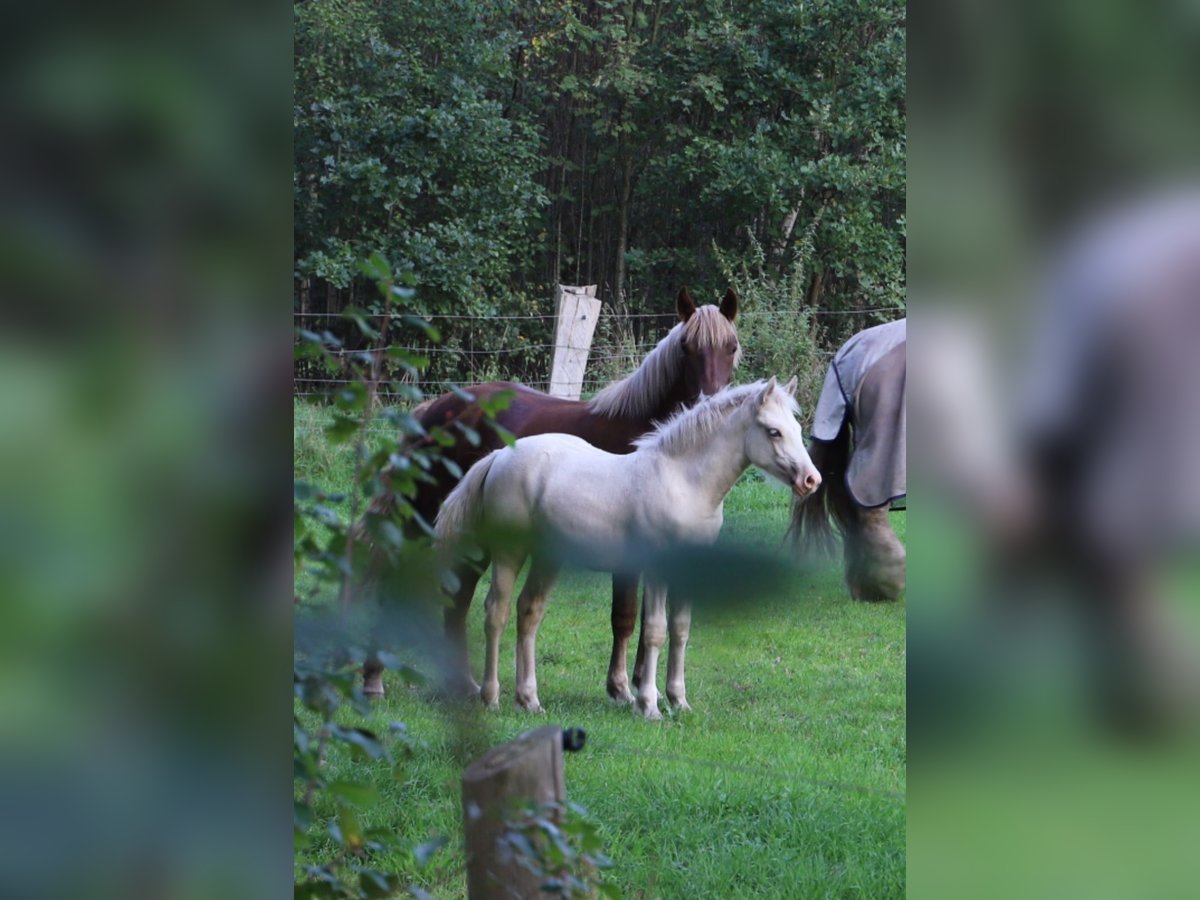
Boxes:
[586,305,741,419]
[634,380,799,457]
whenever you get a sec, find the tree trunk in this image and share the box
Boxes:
[614,150,633,305]
[806,269,824,309]
[774,200,804,269]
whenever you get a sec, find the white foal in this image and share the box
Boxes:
[435,377,820,719]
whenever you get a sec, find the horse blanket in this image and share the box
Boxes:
[812,318,907,508]
[1019,190,1200,556]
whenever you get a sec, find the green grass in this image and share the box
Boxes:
[296,402,906,898]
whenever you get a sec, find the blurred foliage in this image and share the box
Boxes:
[502,800,620,899]
[0,8,290,897]
[294,0,906,389]
[294,254,454,898]
[294,256,618,897]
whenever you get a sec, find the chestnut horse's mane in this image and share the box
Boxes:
[586,305,741,420]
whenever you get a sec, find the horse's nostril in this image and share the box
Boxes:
[805,472,821,491]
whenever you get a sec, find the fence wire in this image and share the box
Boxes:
[294,307,898,322]
[293,306,896,413]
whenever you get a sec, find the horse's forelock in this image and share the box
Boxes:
[587,304,742,420]
[684,305,742,365]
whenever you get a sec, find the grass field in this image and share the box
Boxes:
[295,402,907,898]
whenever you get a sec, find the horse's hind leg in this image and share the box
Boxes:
[844,508,906,602]
[444,555,488,695]
[481,552,525,710]
[635,577,668,720]
[665,596,693,711]
[514,557,561,713]
[606,571,639,703]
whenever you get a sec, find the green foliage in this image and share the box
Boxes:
[294,259,454,898]
[502,801,620,899]
[716,226,829,421]
[295,0,905,389]
[295,258,611,898]
[294,0,546,305]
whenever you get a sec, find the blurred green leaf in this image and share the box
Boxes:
[343,308,381,341]
[359,252,392,281]
[328,781,378,807]
[329,725,386,760]
[413,835,447,867]
[325,415,360,443]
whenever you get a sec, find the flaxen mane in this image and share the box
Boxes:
[587,305,741,419]
[635,381,797,457]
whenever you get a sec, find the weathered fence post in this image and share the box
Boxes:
[461,725,585,899]
[548,284,600,399]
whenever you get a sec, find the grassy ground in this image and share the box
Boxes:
[295,402,906,898]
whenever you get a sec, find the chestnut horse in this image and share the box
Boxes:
[364,287,741,698]
[788,319,906,601]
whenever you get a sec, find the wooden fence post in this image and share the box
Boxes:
[461,725,584,899]
[548,285,600,399]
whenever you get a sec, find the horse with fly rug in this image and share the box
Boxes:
[788,318,906,601]
[435,378,821,718]
[363,287,742,701]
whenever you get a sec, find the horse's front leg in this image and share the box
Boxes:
[606,571,639,704]
[631,594,649,694]
[666,595,693,712]
[635,577,668,720]
[444,555,487,695]
[481,553,524,710]
[514,557,561,713]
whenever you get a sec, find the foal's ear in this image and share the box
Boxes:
[783,376,798,397]
[720,288,739,322]
[677,286,697,322]
[758,376,777,407]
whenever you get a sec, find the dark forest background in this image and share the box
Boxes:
[294,0,905,387]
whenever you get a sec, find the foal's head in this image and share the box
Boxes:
[676,286,741,399]
[745,377,822,498]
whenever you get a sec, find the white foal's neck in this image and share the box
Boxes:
[637,382,779,505]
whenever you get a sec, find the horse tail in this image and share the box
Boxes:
[435,448,502,549]
[787,419,855,559]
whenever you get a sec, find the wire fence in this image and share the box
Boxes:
[293,306,897,407]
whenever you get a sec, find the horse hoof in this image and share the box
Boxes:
[446,679,481,699]
[516,696,544,714]
[671,699,692,712]
[636,700,662,721]
[607,686,635,705]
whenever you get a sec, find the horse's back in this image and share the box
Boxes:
[481,433,640,564]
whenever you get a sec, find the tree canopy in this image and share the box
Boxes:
[295,0,905,350]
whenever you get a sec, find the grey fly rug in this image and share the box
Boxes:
[1019,190,1200,556]
[812,318,906,508]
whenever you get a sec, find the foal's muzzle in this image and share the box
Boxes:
[791,468,821,498]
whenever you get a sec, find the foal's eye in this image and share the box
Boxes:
[767,428,782,439]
